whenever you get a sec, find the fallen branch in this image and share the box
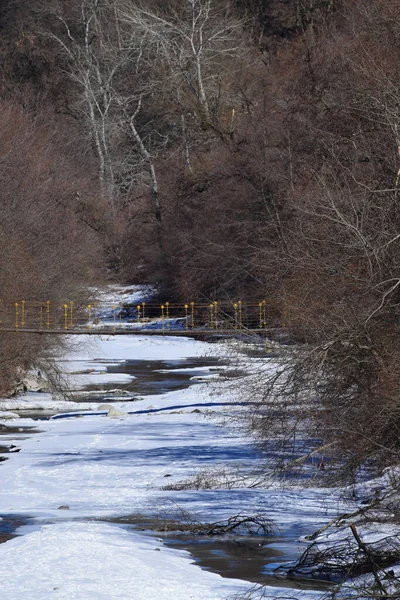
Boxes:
[349,522,387,596]
[152,506,274,536]
[305,497,381,541]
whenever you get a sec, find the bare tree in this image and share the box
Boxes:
[118,0,247,152]
[0,100,102,393]
[46,0,165,225]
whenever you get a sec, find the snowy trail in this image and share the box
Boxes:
[0,334,348,599]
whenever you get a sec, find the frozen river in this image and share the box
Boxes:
[0,334,351,599]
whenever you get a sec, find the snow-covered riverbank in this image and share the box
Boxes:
[0,333,357,599]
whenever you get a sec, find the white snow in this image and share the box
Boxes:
[65,333,220,362]
[0,521,248,600]
[91,283,155,313]
[65,370,135,389]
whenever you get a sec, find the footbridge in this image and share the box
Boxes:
[1,299,286,337]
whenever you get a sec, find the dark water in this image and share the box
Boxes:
[162,534,332,591]
[0,515,32,543]
[79,357,228,397]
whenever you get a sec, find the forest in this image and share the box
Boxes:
[2,0,400,481]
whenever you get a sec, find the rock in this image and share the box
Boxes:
[58,505,70,510]
[18,374,50,393]
[107,407,127,419]
[13,381,27,395]
[0,412,20,420]
[97,404,115,412]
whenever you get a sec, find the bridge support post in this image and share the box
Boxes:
[63,304,68,330]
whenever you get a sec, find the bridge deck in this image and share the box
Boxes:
[0,327,282,337]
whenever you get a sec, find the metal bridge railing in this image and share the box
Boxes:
[0,299,284,334]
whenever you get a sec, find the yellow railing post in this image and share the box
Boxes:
[69,301,74,328]
[238,300,243,329]
[63,304,68,330]
[185,304,189,330]
[214,301,218,329]
[191,302,195,329]
[234,303,238,329]
[165,302,169,329]
[142,302,145,326]
[112,305,117,331]
[209,304,214,328]
[87,304,91,330]
[137,305,141,326]
[46,301,51,329]
[21,300,25,328]
[15,303,19,330]
[161,305,165,334]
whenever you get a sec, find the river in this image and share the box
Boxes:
[0,333,352,599]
